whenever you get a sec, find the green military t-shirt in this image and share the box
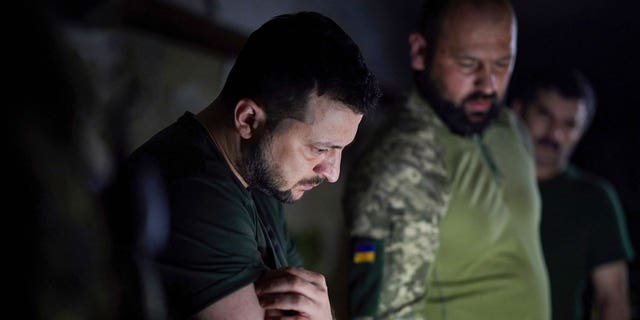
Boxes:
[422,109,550,320]
[345,92,549,319]
[129,112,302,319]
[539,165,634,320]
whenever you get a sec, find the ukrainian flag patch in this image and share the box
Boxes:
[353,243,375,263]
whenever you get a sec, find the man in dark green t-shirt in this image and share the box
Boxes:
[512,69,634,320]
[129,12,381,319]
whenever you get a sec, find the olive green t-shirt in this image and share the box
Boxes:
[423,110,550,320]
[129,112,302,319]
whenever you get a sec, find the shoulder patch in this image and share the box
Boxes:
[353,243,376,263]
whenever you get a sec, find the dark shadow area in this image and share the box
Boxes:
[13,1,171,318]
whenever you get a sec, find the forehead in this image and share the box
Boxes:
[276,94,363,145]
[437,3,515,55]
[534,89,587,117]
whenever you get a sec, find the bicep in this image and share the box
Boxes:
[161,178,265,317]
[194,283,264,320]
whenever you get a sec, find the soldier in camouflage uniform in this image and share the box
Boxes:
[345,0,550,319]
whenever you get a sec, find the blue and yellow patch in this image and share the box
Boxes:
[353,243,375,263]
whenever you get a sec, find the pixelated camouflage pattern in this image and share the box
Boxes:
[345,91,450,319]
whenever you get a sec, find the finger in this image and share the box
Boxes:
[265,309,303,320]
[257,273,325,298]
[259,292,313,314]
[265,309,285,318]
[259,267,326,286]
[256,268,327,294]
[265,309,293,320]
[278,267,327,289]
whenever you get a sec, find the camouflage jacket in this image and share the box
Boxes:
[345,91,450,319]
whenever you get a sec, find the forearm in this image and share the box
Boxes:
[598,295,630,320]
[593,261,631,320]
[194,283,265,320]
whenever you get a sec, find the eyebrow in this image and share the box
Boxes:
[455,54,513,61]
[315,141,348,150]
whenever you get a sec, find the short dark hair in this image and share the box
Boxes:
[217,11,381,129]
[510,68,597,129]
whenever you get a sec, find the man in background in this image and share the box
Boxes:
[511,69,634,320]
[344,0,549,318]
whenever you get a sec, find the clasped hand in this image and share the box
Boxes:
[255,267,333,320]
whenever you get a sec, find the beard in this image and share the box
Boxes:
[415,71,503,136]
[238,131,325,204]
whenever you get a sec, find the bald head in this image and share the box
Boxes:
[420,0,515,47]
[436,0,517,61]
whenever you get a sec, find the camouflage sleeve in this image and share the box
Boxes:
[349,237,385,317]
[344,126,449,319]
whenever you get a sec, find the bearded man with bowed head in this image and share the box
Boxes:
[129,12,381,319]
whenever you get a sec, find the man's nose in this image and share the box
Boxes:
[548,121,566,142]
[474,65,497,95]
[315,152,341,183]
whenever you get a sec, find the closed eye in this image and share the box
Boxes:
[458,58,478,70]
[494,59,511,69]
[313,146,329,154]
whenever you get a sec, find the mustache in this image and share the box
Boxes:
[462,92,498,105]
[537,137,560,151]
[297,176,326,187]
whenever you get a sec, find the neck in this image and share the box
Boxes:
[196,107,249,188]
[536,164,563,182]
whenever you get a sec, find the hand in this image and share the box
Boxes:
[255,267,333,320]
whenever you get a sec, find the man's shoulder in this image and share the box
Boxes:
[128,113,255,232]
[351,93,445,174]
[564,165,617,196]
[347,116,446,191]
[480,108,535,156]
[344,115,449,238]
[130,112,240,191]
[549,165,626,220]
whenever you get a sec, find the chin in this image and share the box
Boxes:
[535,157,560,168]
[291,191,305,201]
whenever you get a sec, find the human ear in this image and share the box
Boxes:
[409,32,428,71]
[234,99,266,139]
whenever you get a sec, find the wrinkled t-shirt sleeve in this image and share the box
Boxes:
[587,181,635,268]
[158,176,266,318]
